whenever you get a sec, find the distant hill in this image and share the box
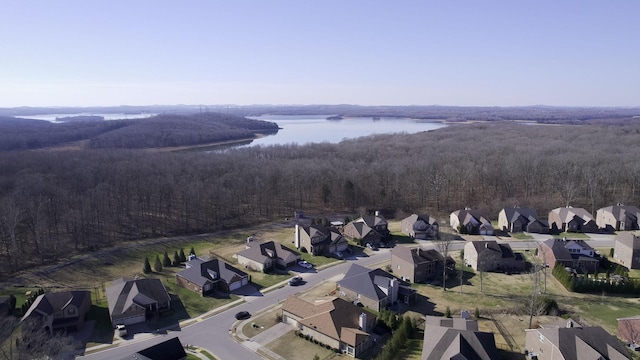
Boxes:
[0,113,278,151]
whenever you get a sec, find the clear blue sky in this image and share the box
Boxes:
[1,1,638,107]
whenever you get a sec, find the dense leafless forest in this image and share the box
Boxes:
[0,113,278,151]
[1,111,640,279]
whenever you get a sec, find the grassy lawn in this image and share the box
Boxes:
[198,350,217,360]
[554,232,589,239]
[265,330,337,360]
[509,232,534,240]
[247,270,291,290]
[0,286,45,315]
[395,329,424,360]
[241,308,282,338]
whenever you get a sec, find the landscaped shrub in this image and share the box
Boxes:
[552,264,640,294]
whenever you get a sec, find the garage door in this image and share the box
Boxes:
[229,281,242,291]
[241,278,249,286]
[117,314,145,326]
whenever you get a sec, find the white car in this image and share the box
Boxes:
[116,324,127,337]
[298,260,313,269]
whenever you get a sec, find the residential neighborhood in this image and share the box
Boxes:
[5,206,640,360]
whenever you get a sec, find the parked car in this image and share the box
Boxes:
[116,324,127,337]
[289,276,304,286]
[235,311,251,320]
[366,243,378,251]
[298,260,313,269]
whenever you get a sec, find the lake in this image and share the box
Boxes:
[245,115,447,146]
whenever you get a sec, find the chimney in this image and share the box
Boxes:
[359,313,367,330]
[294,224,300,248]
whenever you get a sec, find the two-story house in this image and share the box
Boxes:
[337,264,415,311]
[400,213,439,240]
[538,238,599,273]
[614,233,640,269]
[391,246,449,283]
[596,204,640,232]
[294,224,349,256]
[450,208,494,235]
[342,212,390,247]
[237,240,301,272]
[498,207,549,234]
[548,207,598,233]
[525,323,630,360]
[464,240,526,273]
[21,291,92,334]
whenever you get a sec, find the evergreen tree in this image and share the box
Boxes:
[163,251,171,267]
[8,294,16,315]
[154,255,163,272]
[173,251,181,266]
[143,257,152,274]
[189,247,196,256]
[445,306,451,318]
[179,248,186,262]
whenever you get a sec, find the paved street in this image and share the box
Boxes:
[77,250,392,360]
[77,232,617,360]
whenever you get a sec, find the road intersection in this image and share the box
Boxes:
[77,233,615,360]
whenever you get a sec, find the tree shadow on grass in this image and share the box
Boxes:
[84,305,113,345]
[406,293,441,316]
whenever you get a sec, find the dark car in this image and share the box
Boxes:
[289,276,304,286]
[235,311,251,320]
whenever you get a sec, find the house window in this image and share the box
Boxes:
[67,307,76,315]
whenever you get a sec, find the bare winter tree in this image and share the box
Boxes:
[436,232,455,290]
[0,196,21,271]
[555,163,582,208]
[14,320,80,360]
[527,258,547,329]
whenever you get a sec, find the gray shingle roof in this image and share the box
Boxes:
[470,241,517,259]
[238,241,301,264]
[542,238,595,262]
[392,246,443,265]
[338,264,400,301]
[551,207,595,223]
[535,326,630,360]
[423,316,499,360]
[600,205,640,222]
[177,258,247,287]
[21,291,90,321]
[107,278,170,318]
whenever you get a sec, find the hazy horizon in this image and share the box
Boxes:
[2,1,638,108]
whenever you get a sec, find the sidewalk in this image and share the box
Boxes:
[83,259,349,357]
[83,275,296,356]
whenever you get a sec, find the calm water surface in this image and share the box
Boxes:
[247,115,447,146]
